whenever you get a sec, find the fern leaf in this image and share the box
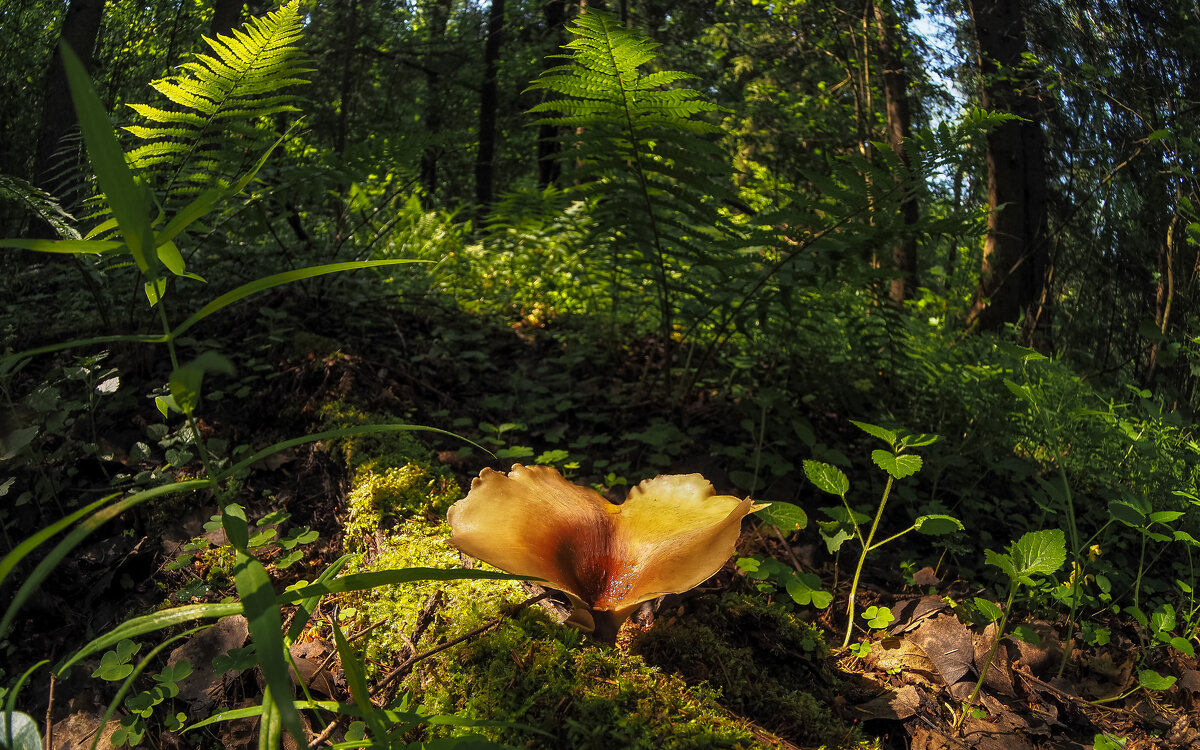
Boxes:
[123,0,309,201]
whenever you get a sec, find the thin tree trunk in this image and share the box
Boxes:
[475,0,506,209]
[873,0,919,305]
[965,0,1051,337]
[29,0,106,237]
[419,0,452,201]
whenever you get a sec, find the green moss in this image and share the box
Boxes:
[342,521,524,668]
[344,464,461,546]
[414,608,782,750]
[196,544,236,588]
[632,593,860,749]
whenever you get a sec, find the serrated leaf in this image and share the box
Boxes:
[1010,623,1041,645]
[871,450,922,479]
[973,597,1003,623]
[756,502,807,532]
[1137,669,1176,691]
[1108,500,1147,527]
[850,420,897,446]
[1009,528,1067,583]
[1149,510,1183,524]
[914,514,964,535]
[803,460,849,496]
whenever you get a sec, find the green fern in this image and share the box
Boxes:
[123,0,310,200]
[526,10,739,363]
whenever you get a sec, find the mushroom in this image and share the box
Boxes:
[447,464,764,643]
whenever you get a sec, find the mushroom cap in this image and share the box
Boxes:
[447,464,758,617]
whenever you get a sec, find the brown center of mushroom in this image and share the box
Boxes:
[552,519,636,611]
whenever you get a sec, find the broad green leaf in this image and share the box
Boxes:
[168,351,235,416]
[756,502,807,532]
[871,450,922,479]
[914,514,964,535]
[984,547,1017,581]
[1169,636,1195,657]
[1149,510,1184,524]
[1108,500,1146,527]
[803,460,849,496]
[0,710,40,750]
[861,605,894,629]
[222,504,250,550]
[1010,624,1041,645]
[1003,378,1033,403]
[332,621,387,741]
[899,432,939,449]
[973,597,1003,623]
[234,550,305,748]
[61,43,156,275]
[785,573,830,608]
[850,420,896,446]
[1009,528,1067,583]
[1137,669,1176,691]
[818,521,854,554]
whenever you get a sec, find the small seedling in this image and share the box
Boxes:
[805,421,963,648]
[965,529,1067,710]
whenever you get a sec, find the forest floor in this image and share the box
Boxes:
[8,294,1200,750]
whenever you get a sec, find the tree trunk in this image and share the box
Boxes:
[873,0,919,305]
[30,0,106,228]
[419,0,452,201]
[965,0,1051,336]
[210,0,243,37]
[475,0,506,209]
[536,0,567,188]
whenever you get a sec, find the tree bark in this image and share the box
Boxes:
[475,0,506,209]
[873,0,919,305]
[30,0,106,224]
[419,0,453,201]
[210,0,244,37]
[536,0,567,188]
[965,0,1051,336]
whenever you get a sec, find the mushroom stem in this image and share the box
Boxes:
[590,610,624,645]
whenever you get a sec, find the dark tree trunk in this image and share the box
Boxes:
[536,0,567,188]
[30,0,106,231]
[474,0,506,209]
[873,0,919,305]
[965,0,1051,336]
[210,0,243,37]
[419,0,452,201]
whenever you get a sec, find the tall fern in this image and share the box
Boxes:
[526,10,739,366]
[123,1,310,201]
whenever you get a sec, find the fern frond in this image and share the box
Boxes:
[525,9,740,374]
[123,0,310,201]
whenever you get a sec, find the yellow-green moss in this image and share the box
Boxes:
[341,521,524,669]
[344,464,461,546]
[412,608,786,750]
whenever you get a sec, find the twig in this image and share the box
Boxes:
[44,672,55,750]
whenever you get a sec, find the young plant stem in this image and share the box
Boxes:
[842,474,894,648]
[1056,466,1081,678]
[968,585,1015,705]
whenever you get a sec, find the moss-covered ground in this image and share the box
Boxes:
[320,399,868,749]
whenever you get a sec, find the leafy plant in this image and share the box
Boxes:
[805,421,963,647]
[966,529,1067,707]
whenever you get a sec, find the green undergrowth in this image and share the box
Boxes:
[321,397,864,748]
[417,607,785,749]
[634,593,857,749]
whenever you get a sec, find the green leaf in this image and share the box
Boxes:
[861,605,895,629]
[972,597,1003,623]
[1010,624,1042,646]
[871,450,922,479]
[913,514,964,535]
[785,573,831,608]
[332,621,387,741]
[1108,500,1147,527]
[850,420,896,446]
[222,505,249,550]
[1149,510,1184,524]
[170,260,428,340]
[899,432,939,449]
[168,351,235,416]
[0,238,124,254]
[233,549,305,748]
[995,529,1066,587]
[60,42,156,275]
[57,602,241,675]
[0,710,40,750]
[1137,669,1176,691]
[802,460,849,496]
[755,502,807,532]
